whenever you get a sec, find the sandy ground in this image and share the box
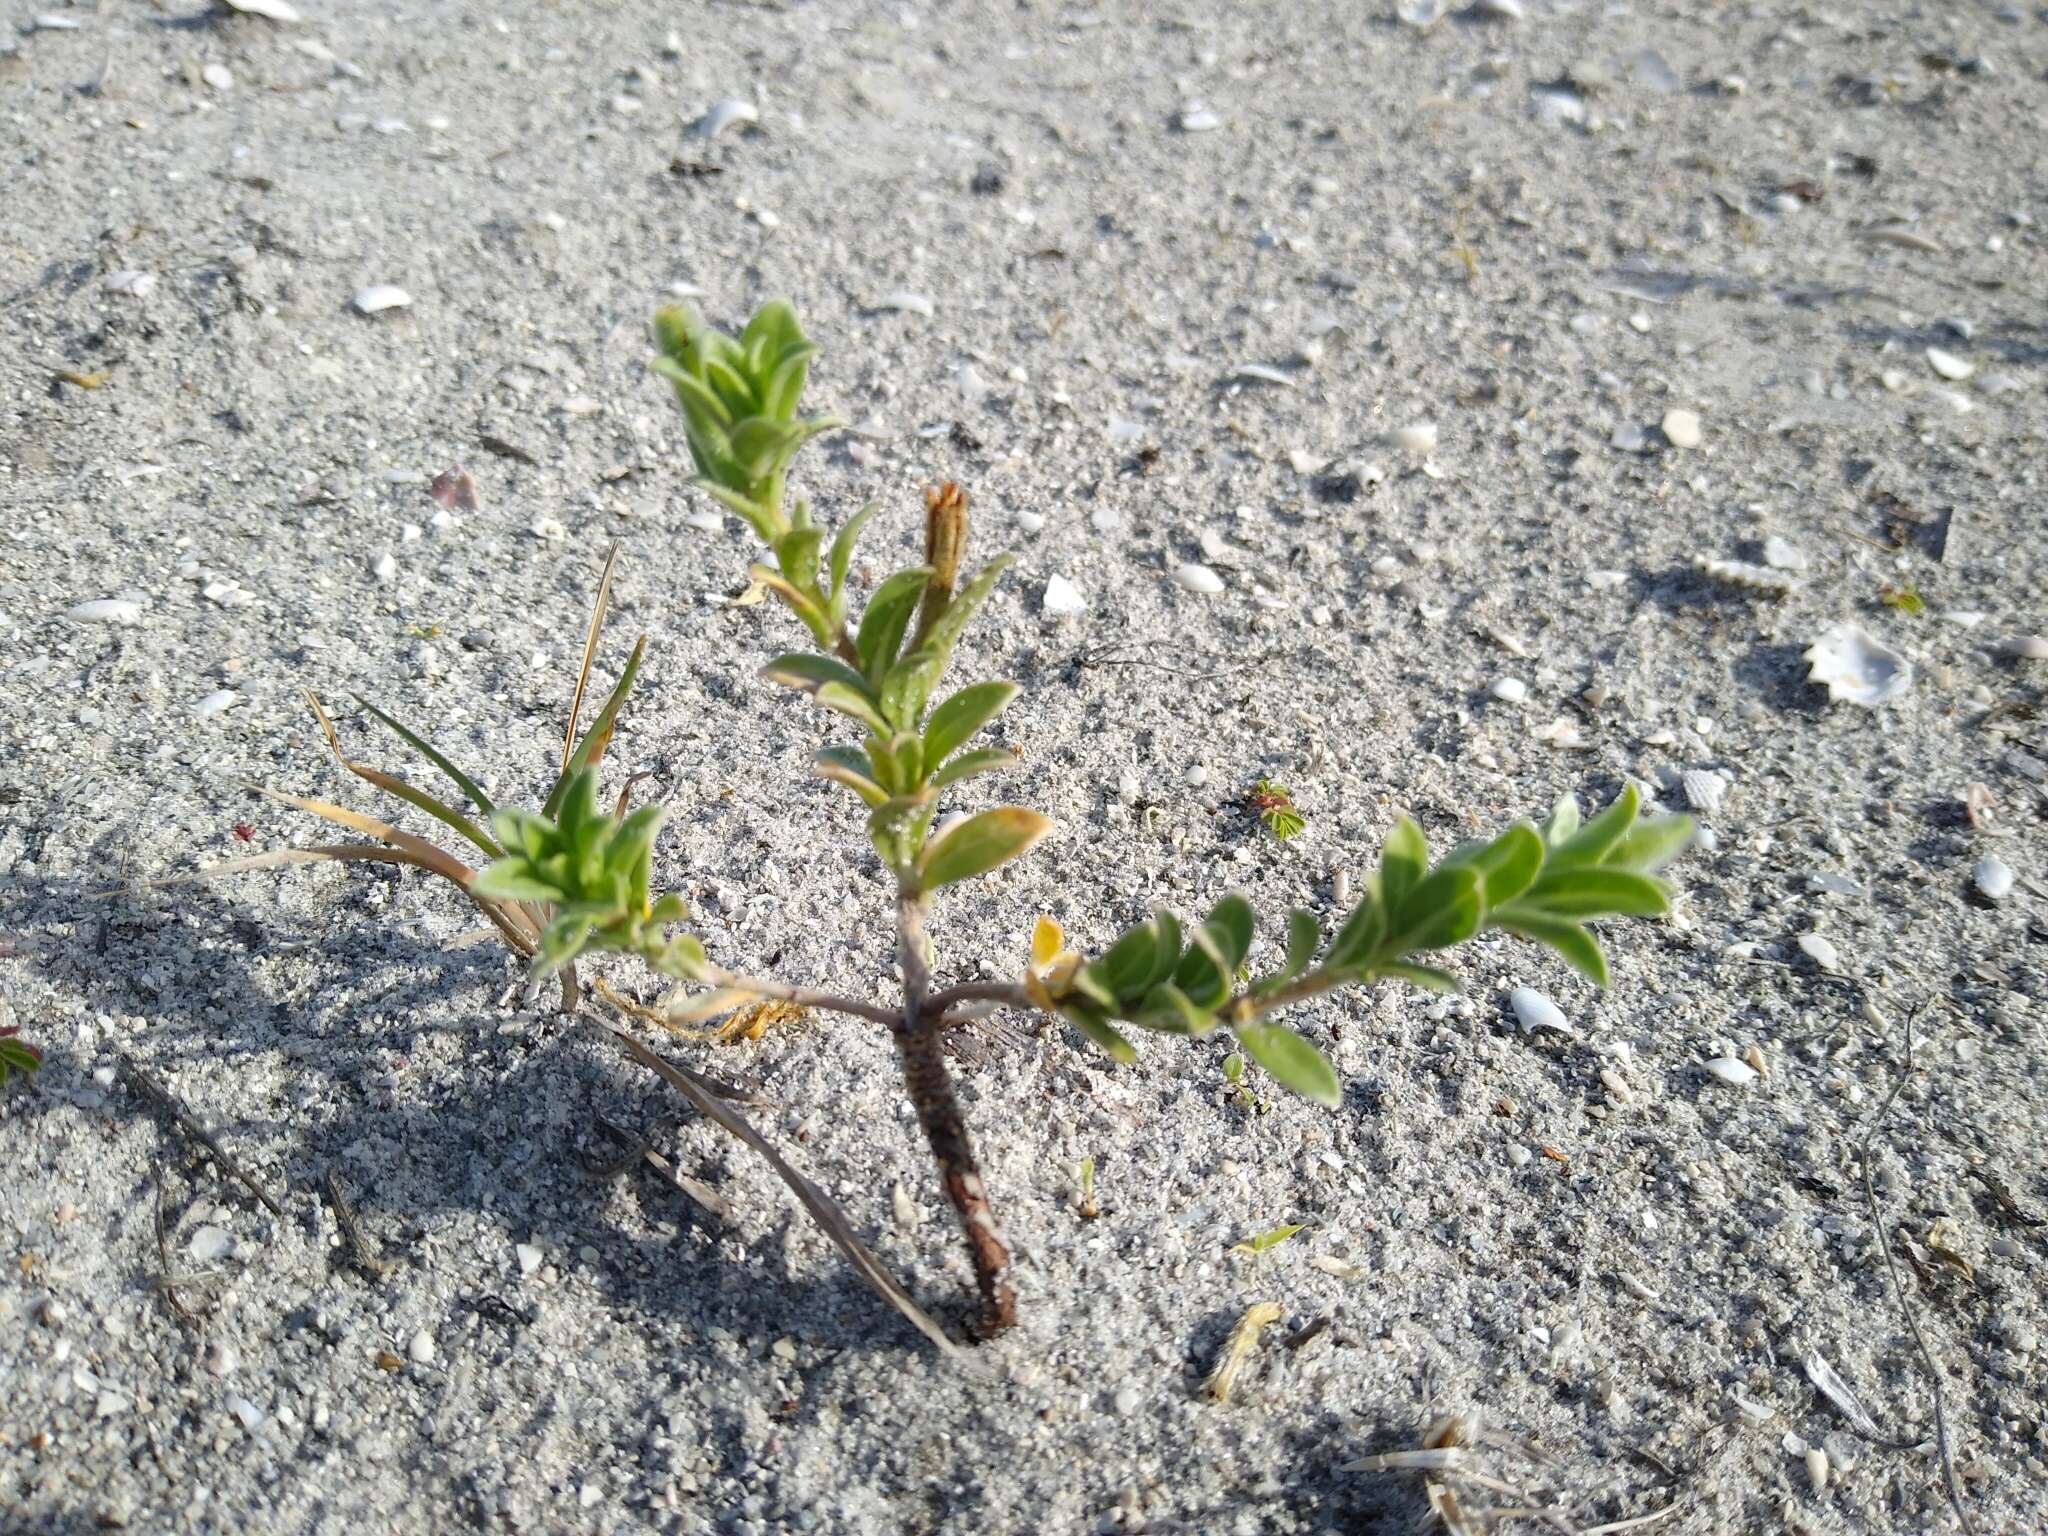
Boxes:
[3,0,2046,1531]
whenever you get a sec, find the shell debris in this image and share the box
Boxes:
[68,598,144,625]
[1042,575,1086,618]
[1804,624,1911,707]
[352,284,412,316]
[691,98,758,139]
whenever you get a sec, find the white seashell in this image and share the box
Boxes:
[1172,563,1224,595]
[201,63,235,92]
[32,13,85,28]
[1973,856,2014,902]
[1177,106,1223,133]
[1089,508,1121,536]
[559,396,603,417]
[1880,368,1912,393]
[683,509,724,533]
[68,598,144,625]
[1704,1056,1758,1087]
[1692,555,1797,594]
[188,1226,232,1262]
[1388,422,1437,456]
[873,290,934,317]
[1229,363,1296,388]
[352,284,412,315]
[1681,769,1728,814]
[1803,624,1911,707]
[516,1243,544,1277]
[1660,409,1702,449]
[1016,511,1045,535]
[1532,718,1587,749]
[1531,88,1586,128]
[1798,933,1841,972]
[221,0,302,20]
[1510,987,1567,1034]
[1806,1446,1829,1492]
[227,1396,265,1432]
[1925,347,1974,381]
[1105,418,1147,443]
[530,517,567,542]
[193,690,241,719]
[1996,635,2048,661]
[1042,575,1086,617]
[105,270,157,298]
[1395,0,1449,25]
[1761,536,1808,571]
[1287,448,1327,475]
[408,1329,435,1365]
[691,98,758,138]
[1489,677,1527,704]
[371,551,398,582]
[1862,222,1942,253]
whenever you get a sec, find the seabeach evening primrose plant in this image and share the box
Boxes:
[228,299,1692,1348]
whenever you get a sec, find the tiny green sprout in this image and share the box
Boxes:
[1879,582,1926,616]
[0,1025,42,1086]
[1221,1051,1245,1085]
[1250,778,1306,841]
[1077,1157,1099,1221]
[1230,1222,1306,1257]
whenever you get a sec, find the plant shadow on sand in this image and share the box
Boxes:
[6,865,958,1368]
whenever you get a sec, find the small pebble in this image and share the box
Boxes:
[1925,347,1974,381]
[227,1396,264,1432]
[1805,1445,1829,1492]
[408,1328,435,1365]
[1996,635,2048,661]
[1489,677,1528,704]
[1797,933,1841,972]
[1177,106,1222,133]
[67,598,143,625]
[1172,563,1224,595]
[1761,536,1808,571]
[1042,575,1086,617]
[193,690,241,719]
[1704,1056,1759,1087]
[188,1227,231,1263]
[515,1243,544,1277]
[1388,422,1437,456]
[104,270,157,299]
[201,63,235,92]
[1972,855,2013,902]
[1016,511,1045,535]
[1660,409,1702,449]
[205,1340,239,1376]
[371,552,398,582]
[1113,1386,1141,1413]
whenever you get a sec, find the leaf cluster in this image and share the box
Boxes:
[1033,785,1692,1106]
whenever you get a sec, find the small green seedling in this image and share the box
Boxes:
[0,1026,42,1086]
[1076,1157,1099,1221]
[1249,778,1306,842]
[1230,1222,1306,1258]
[1221,1050,1263,1115]
[204,298,1693,1352]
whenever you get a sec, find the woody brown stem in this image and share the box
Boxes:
[895,892,1016,1337]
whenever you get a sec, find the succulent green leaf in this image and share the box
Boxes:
[915,807,1053,892]
[1134,981,1215,1035]
[812,681,891,735]
[1442,820,1545,908]
[929,747,1018,790]
[1064,1006,1137,1065]
[828,502,877,606]
[1230,1223,1306,1257]
[761,652,875,699]
[1280,909,1321,981]
[856,567,936,679]
[1378,816,1428,912]
[913,555,1010,687]
[880,649,938,733]
[1494,912,1610,987]
[1233,1023,1340,1108]
[1549,783,1640,869]
[1514,868,1671,919]
[774,526,825,594]
[1204,894,1256,973]
[812,746,889,806]
[1173,927,1235,1010]
[1135,910,1183,996]
[1610,814,1695,873]
[474,860,563,904]
[1323,889,1385,975]
[924,681,1020,764]
[1386,864,1484,953]
[1540,792,1581,848]
[1094,920,1162,1005]
[759,345,816,422]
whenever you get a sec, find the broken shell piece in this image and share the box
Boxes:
[1229,363,1296,388]
[1704,1056,1759,1087]
[1172,563,1224,595]
[1388,422,1438,456]
[872,290,934,317]
[1925,347,1974,381]
[1660,409,1702,449]
[105,270,157,298]
[1798,933,1841,972]
[352,284,412,315]
[1693,555,1798,595]
[1803,623,1912,707]
[691,98,758,138]
[1973,855,2014,902]
[1761,536,1808,572]
[1177,105,1223,133]
[221,0,302,19]
[1996,635,2048,661]
[1510,988,1567,1034]
[68,598,144,625]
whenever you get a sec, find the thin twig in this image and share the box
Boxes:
[153,1177,205,1326]
[323,1170,395,1281]
[706,967,903,1030]
[119,1057,283,1218]
[1860,1009,1978,1536]
[923,979,1032,1017]
[1580,1507,1681,1536]
[590,1112,736,1222]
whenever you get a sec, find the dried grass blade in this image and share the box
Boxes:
[351,696,496,819]
[308,694,502,860]
[596,1021,972,1368]
[248,787,476,882]
[562,543,621,776]
[545,636,646,818]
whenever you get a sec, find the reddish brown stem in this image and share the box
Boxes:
[896,894,1016,1337]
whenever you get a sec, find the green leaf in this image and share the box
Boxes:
[1540,793,1581,848]
[0,1032,42,1082]
[1515,868,1670,919]
[1172,927,1235,1009]
[1610,814,1695,873]
[774,525,825,594]
[354,697,496,818]
[1233,1023,1340,1108]
[929,747,1017,790]
[879,649,937,732]
[827,502,877,607]
[703,355,758,420]
[1094,920,1161,1005]
[761,652,875,699]
[739,299,804,370]
[1386,864,1484,953]
[1204,894,1256,973]
[812,681,891,736]
[474,859,562,905]
[1323,889,1385,975]
[1378,817,1428,912]
[1549,783,1639,869]
[1135,910,1183,996]
[856,567,936,679]
[924,681,1020,764]
[812,746,888,806]
[535,913,595,975]
[1063,1006,1137,1065]
[544,638,645,818]
[1443,821,1545,908]
[759,344,816,422]
[913,555,1011,687]
[1371,961,1461,995]
[915,807,1052,892]
[1280,909,1321,981]
[1133,981,1216,1035]
[1230,1223,1306,1257]
[1494,912,1609,987]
